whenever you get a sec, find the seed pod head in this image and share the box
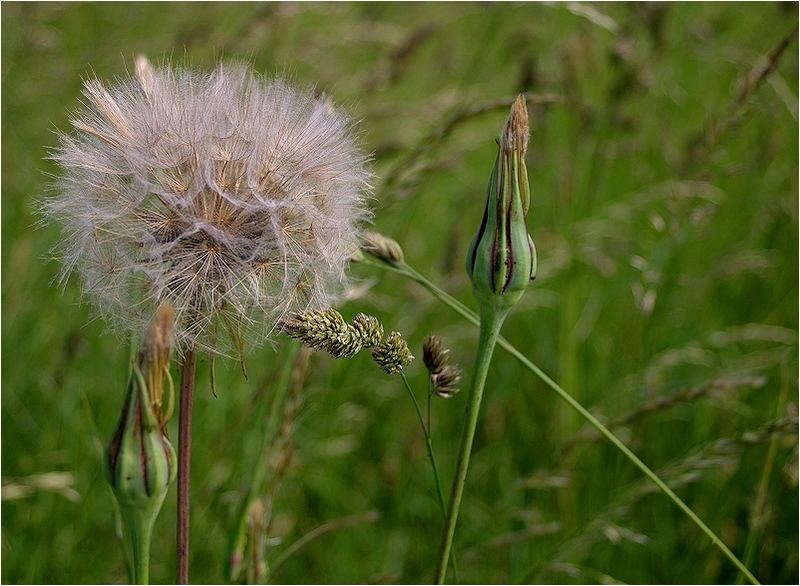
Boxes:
[466,95,537,311]
[422,335,462,398]
[422,335,448,373]
[371,331,414,374]
[431,365,462,398]
[351,313,384,348]
[106,305,176,533]
[361,231,405,264]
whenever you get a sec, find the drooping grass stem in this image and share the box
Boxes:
[398,372,458,582]
[177,349,196,585]
[364,256,760,585]
[434,305,507,584]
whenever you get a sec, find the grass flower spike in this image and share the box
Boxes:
[422,335,462,398]
[351,312,384,347]
[44,57,372,356]
[371,331,414,374]
[279,309,364,358]
[361,231,405,264]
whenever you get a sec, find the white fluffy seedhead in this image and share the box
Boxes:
[44,59,372,356]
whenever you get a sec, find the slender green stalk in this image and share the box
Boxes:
[364,257,760,585]
[435,305,508,584]
[225,340,301,582]
[399,372,458,582]
[122,506,153,584]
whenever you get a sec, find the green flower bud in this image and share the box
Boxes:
[466,95,537,311]
[106,365,176,510]
[105,303,176,584]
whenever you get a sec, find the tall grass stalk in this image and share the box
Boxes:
[398,373,458,581]
[363,256,760,585]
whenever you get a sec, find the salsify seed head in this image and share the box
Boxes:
[43,58,372,355]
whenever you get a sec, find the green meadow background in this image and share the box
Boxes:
[2,2,798,584]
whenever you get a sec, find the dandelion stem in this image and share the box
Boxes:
[435,305,507,584]
[177,349,196,585]
[365,257,760,585]
[399,372,458,582]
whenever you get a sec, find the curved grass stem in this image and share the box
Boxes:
[363,256,760,585]
[399,372,458,582]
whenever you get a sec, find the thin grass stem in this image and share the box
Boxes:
[270,510,381,574]
[364,256,760,585]
[399,372,458,582]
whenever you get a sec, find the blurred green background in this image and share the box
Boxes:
[2,2,798,584]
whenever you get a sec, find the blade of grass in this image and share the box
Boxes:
[270,510,382,575]
[399,372,459,582]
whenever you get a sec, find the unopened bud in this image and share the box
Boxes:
[105,303,176,583]
[466,95,537,310]
[106,365,176,508]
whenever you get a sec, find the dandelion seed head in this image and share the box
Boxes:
[43,59,372,355]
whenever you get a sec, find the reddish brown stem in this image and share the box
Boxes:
[177,349,196,584]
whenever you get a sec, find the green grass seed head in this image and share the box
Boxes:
[361,231,405,264]
[371,331,414,374]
